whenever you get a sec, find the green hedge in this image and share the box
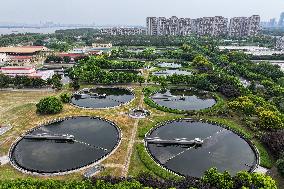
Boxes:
[0,179,147,189]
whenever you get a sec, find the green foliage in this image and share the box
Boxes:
[250,172,277,189]
[235,171,277,189]
[46,41,72,52]
[0,74,47,89]
[227,51,250,64]
[67,56,145,84]
[228,95,277,115]
[276,158,284,177]
[0,179,147,189]
[202,168,277,189]
[47,74,63,90]
[256,108,284,130]
[111,47,159,60]
[192,55,213,73]
[261,130,284,159]
[60,92,72,103]
[36,96,63,114]
[202,168,234,189]
[45,55,63,63]
[253,140,274,168]
[70,79,80,90]
[0,74,11,88]
[228,96,255,115]
[278,77,284,87]
[157,77,168,89]
[228,95,283,130]
[251,62,284,81]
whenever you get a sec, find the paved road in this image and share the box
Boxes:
[0,126,11,136]
[0,156,9,165]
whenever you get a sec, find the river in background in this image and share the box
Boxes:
[0,27,93,35]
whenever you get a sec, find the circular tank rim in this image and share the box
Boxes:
[144,118,260,179]
[129,108,150,119]
[70,86,135,110]
[8,116,122,176]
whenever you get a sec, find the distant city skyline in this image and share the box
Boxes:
[0,0,283,26]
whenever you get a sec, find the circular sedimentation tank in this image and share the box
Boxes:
[150,89,216,111]
[129,108,150,119]
[152,69,191,77]
[71,87,134,109]
[145,119,258,178]
[10,116,121,175]
[156,62,182,69]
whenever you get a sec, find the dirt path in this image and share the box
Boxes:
[121,94,144,177]
[104,163,124,168]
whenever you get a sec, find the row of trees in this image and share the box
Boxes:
[84,56,145,69]
[0,74,63,90]
[0,74,46,88]
[45,55,88,63]
[111,47,159,60]
[67,56,145,85]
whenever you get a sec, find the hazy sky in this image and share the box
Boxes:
[1,0,284,25]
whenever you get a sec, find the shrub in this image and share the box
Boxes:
[261,130,284,158]
[228,96,255,115]
[218,84,241,98]
[201,168,234,189]
[276,158,284,177]
[235,171,277,189]
[36,96,63,114]
[70,79,80,90]
[256,108,283,130]
[60,93,72,103]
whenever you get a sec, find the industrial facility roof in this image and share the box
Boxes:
[0,46,48,54]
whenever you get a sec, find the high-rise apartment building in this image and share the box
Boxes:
[229,15,260,37]
[157,17,167,35]
[146,17,158,35]
[228,17,249,37]
[279,12,284,27]
[178,18,193,36]
[212,16,228,37]
[147,15,259,37]
[248,15,261,36]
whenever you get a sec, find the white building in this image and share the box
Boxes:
[0,53,8,64]
[92,43,113,49]
[219,45,284,56]
[1,66,54,80]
